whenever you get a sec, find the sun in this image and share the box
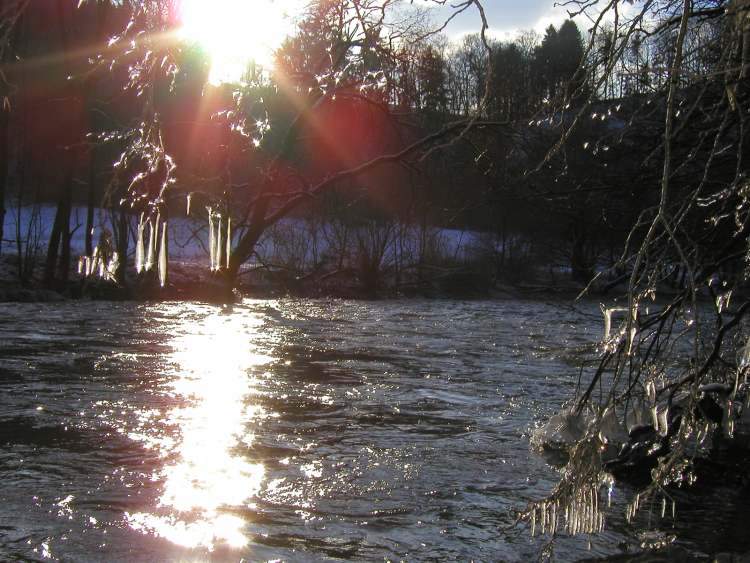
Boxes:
[178,0,296,84]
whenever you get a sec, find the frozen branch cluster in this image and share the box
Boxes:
[526,0,750,544]
[134,211,168,286]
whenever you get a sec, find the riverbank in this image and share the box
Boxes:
[0,253,594,303]
[0,277,558,303]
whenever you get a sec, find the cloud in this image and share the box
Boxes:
[424,0,588,41]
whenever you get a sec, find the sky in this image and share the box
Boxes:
[267,0,591,42]
[419,0,589,40]
[178,0,595,82]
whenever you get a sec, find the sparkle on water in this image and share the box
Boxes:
[126,304,274,550]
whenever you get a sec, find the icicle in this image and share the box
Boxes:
[723,398,734,437]
[208,210,216,271]
[145,219,155,271]
[717,290,732,313]
[154,216,162,273]
[582,496,587,534]
[593,485,598,524]
[226,216,232,269]
[135,215,144,274]
[217,216,224,271]
[739,336,750,372]
[530,508,536,537]
[647,381,658,430]
[627,326,637,354]
[89,247,99,277]
[158,221,168,287]
[700,422,710,446]
[551,502,557,536]
[568,504,573,534]
[603,306,612,340]
[107,252,119,281]
[657,406,669,437]
[601,306,630,347]
[77,257,85,275]
[186,193,192,216]
[661,497,666,518]
[576,500,586,534]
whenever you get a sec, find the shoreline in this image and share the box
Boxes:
[0,273,710,305]
[0,256,725,305]
[0,278,573,304]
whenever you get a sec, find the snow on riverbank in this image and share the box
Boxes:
[2,204,487,282]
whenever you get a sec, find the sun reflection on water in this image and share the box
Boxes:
[127,304,275,550]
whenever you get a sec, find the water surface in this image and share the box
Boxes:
[0,298,652,561]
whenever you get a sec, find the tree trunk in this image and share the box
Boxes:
[85,148,97,256]
[43,167,73,287]
[83,0,111,257]
[44,201,65,286]
[57,172,73,283]
[0,103,8,255]
[44,0,76,288]
[115,208,129,283]
[226,196,270,284]
[570,230,593,283]
[15,192,24,281]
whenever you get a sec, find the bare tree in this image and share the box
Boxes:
[101,0,498,295]
[0,0,28,255]
[525,0,750,545]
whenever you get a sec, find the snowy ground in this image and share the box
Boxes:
[1,204,488,285]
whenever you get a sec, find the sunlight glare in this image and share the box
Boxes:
[127,305,275,551]
[178,0,297,84]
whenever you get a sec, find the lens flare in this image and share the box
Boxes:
[178,0,296,84]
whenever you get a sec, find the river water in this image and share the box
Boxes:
[0,298,738,562]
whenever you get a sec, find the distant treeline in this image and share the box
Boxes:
[0,1,737,293]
